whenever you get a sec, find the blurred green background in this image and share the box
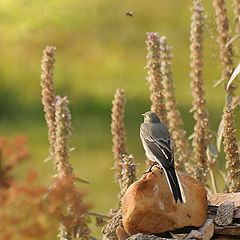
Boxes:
[0,0,239,238]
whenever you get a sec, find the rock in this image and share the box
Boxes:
[234,208,240,219]
[211,236,238,240]
[198,219,214,240]
[185,230,202,240]
[116,226,130,240]
[214,202,235,226]
[214,224,240,236]
[102,209,122,240]
[122,167,207,235]
[185,219,214,240]
[208,193,240,207]
[125,233,174,240]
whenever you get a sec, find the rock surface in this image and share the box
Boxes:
[102,209,122,240]
[126,233,174,240]
[122,167,207,235]
[116,226,130,240]
[214,202,235,226]
[208,192,240,207]
[214,224,240,236]
[185,219,214,240]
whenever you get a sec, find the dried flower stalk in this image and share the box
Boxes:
[223,102,240,192]
[206,147,219,193]
[160,36,190,170]
[213,0,240,193]
[48,176,91,240]
[41,45,57,159]
[146,32,167,123]
[190,0,209,184]
[233,0,240,35]
[54,96,90,240]
[118,154,137,199]
[111,89,128,181]
[55,96,73,177]
[58,225,72,240]
[213,0,235,94]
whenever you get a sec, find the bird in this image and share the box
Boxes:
[125,11,134,17]
[140,111,186,203]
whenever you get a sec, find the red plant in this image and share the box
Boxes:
[0,135,29,187]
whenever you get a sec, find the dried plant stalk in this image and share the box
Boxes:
[54,96,90,240]
[48,176,91,240]
[213,0,235,94]
[223,102,240,192]
[214,0,240,193]
[41,45,57,159]
[118,154,137,199]
[111,89,128,181]
[160,36,190,170]
[190,0,209,184]
[146,32,167,124]
[58,225,72,240]
[233,0,240,35]
[55,96,73,177]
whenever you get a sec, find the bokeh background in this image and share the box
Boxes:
[0,0,239,237]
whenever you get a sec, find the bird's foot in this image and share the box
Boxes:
[143,162,158,174]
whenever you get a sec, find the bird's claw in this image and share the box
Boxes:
[143,162,158,174]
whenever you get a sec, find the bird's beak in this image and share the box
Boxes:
[141,113,145,116]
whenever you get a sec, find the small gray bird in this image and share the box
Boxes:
[140,111,186,203]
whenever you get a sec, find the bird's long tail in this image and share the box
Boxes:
[164,167,186,203]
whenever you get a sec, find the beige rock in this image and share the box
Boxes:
[199,219,214,240]
[208,192,240,207]
[185,219,214,240]
[125,233,174,240]
[122,167,207,235]
[185,230,202,240]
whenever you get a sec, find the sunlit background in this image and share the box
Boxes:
[0,0,239,238]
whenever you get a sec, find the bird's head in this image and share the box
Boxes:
[142,111,160,123]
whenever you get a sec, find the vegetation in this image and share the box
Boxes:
[0,0,239,239]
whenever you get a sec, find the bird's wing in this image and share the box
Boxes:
[144,136,174,168]
[141,124,174,168]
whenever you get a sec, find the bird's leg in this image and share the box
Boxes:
[144,162,158,174]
